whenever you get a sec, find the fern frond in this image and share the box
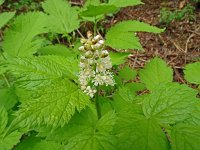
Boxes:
[2,12,48,57]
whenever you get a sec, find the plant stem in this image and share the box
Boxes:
[95,86,101,119]
[94,19,97,35]
[2,74,11,88]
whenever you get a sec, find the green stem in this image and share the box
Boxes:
[95,87,101,120]
[2,74,10,88]
[94,19,97,36]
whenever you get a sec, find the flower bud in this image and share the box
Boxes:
[93,35,101,41]
[79,46,85,51]
[80,38,87,44]
[85,51,93,58]
[98,40,104,45]
[84,43,91,50]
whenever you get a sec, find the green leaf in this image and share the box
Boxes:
[0,106,8,133]
[118,66,137,81]
[6,56,78,89]
[65,132,117,150]
[0,12,15,29]
[3,12,47,57]
[14,79,90,128]
[37,44,75,57]
[143,83,198,124]
[113,86,142,114]
[0,0,5,5]
[115,114,169,150]
[15,136,63,150]
[96,111,116,132]
[109,0,143,7]
[83,0,100,7]
[184,62,200,85]
[80,4,118,17]
[171,124,200,150]
[0,131,22,150]
[124,82,145,94]
[42,0,80,34]
[139,57,173,91]
[0,87,18,110]
[105,20,164,50]
[109,52,130,65]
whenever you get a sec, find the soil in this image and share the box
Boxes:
[107,0,200,83]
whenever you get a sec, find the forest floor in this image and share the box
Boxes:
[111,0,200,83]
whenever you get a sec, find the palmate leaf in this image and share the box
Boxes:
[0,12,15,29]
[14,79,90,128]
[171,124,200,150]
[105,20,164,50]
[109,52,130,65]
[109,0,143,7]
[2,12,48,57]
[80,4,118,17]
[5,56,78,89]
[139,57,173,91]
[15,136,63,150]
[118,65,137,81]
[0,107,22,150]
[115,114,169,150]
[42,0,80,34]
[143,83,198,124]
[64,109,117,150]
[184,62,200,85]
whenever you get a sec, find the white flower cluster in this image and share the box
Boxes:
[78,33,115,98]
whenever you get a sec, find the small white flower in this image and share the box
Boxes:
[98,40,104,45]
[79,46,85,51]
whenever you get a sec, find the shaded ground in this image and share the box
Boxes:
[112,0,200,83]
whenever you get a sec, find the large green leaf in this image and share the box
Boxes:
[0,106,7,134]
[0,131,22,150]
[139,57,173,91]
[109,52,130,65]
[65,111,117,150]
[118,65,137,81]
[115,114,169,150]
[143,83,198,124]
[0,12,15,29]
[105,20,164,50]
[15,136,63,150]
[3,12,47,57]
[13,79,90,128]
[42,0,80,34]
[109,0,143,7]
[0,87,18,110]
[171,124,200,150]
[80,4,118,17]
[6,56,78,89]
[184,62,200,85]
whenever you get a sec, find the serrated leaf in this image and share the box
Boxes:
[171,124,200,150]
[109,52,130,65]
[0,131,22,150]
[14,79,90,128]
[0,106,8,133]
[185,102,200,125]
[84,0,100,7]
[42,0,80,33]
[124,82,145,94]
[184,62,200,85]
[0,87,18,110]
[65,132,117,150]
[0,12,15,29]
[80,4,118,17]
[3,12,47,57]
[139,57,173,91]
[113,86,142,114]
[143,83,198,124]
[96,111,116,132]
[109,0,143,7]
[6,56,78,89]
[118,66,137,80]
[16,136,63,150]
[115,114,169,150]
[37,44,74,57]
[105,21,164,50]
